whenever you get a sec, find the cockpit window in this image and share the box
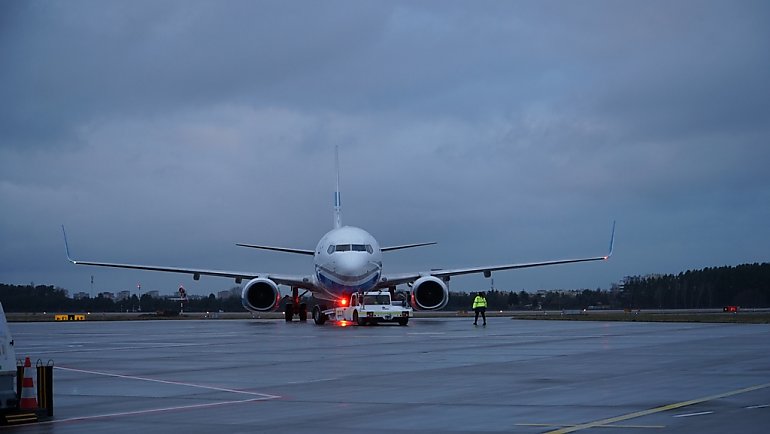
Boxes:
[331,244,374,254]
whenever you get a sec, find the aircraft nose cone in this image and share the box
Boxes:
[335,254,370,277]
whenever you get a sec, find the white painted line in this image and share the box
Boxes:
[407,332,445,335]
[30,342,204,355]
[673,411,714,418]
[746,404,769,409]
[41,396,273,425]
[287,378,336,384]
[55,366,280,399]
[517,423,665,429]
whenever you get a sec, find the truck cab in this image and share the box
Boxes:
[313,290,411,326]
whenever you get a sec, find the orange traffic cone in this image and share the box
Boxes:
[19,357,37,410]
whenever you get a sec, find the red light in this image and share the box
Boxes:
[339,298,348,306]
[339,320,349,327]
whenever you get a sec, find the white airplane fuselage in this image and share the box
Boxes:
[313,226,383,302]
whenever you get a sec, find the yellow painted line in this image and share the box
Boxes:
[546,382,770,434]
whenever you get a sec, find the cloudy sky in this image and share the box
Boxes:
[1,0,768,297]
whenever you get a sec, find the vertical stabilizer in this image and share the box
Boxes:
[334,146,342,229]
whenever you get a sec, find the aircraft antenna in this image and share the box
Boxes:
[334,146,342,229]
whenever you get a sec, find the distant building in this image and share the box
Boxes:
[145,290,160,299]
[98,292,115,300]
[116,290,131,301]
[73,292,90,300]
[217,288,241,299]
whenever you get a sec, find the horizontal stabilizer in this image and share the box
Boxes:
[235,243,315,256]
[381,242,437,252]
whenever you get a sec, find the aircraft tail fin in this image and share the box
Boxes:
[334,146,342,229]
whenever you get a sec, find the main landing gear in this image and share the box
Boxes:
[284,287,308,322]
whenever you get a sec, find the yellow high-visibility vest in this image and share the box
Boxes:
[472,296,487,308]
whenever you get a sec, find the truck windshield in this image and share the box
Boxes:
[363,295,391,305]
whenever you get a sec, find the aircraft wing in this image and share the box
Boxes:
[66,258,314,289]
[378,221,615,287]
[62,226,314,289]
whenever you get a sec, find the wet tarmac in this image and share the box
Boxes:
[7,317,770,433]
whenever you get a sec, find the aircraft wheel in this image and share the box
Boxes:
[284,303,294,322]
[299,303,308,322]
[397,318,408,326]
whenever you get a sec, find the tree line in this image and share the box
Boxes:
[0,284,245,313]
[616,263,770,309]
[449,263,769,310]
[1,262,768,313]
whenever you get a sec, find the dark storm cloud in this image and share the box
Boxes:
[0,0,391,150]
[1,0,769,295]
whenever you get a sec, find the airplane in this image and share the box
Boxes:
[63,149,615,324]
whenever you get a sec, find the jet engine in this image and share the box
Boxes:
[241,278,281,312]
[410,276,449,310]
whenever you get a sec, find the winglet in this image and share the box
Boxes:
[61,225,75,263]
[604,220,616,260]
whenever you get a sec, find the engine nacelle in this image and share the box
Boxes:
[410,276,449,310]
[241,278,281,312]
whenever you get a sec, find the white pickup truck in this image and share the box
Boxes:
[312,290,411,326]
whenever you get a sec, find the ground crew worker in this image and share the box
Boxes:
[472,292,487,326]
